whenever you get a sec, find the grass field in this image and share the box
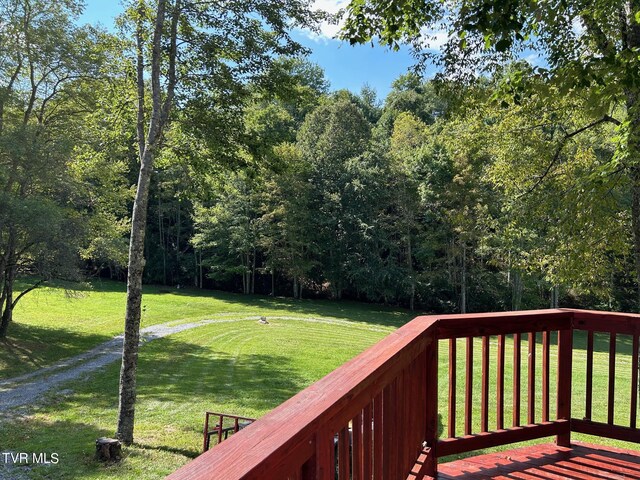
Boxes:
[0,279,410,380]
[0,280,412,479]
[0,280,638,479]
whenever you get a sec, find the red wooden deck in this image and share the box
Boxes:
[169,309,640,480]
[435,442,640,479]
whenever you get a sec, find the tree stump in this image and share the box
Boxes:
[95,437,121,462]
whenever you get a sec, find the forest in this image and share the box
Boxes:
[0,0,635,345]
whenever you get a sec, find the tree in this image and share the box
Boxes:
[483,91,627,305]
[115,0,324,443]
[192,171,263,294]
[297,94,372,299]
[341,0,640,307]
[0,0,108,338]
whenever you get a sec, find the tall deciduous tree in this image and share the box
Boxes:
[341,0,640,307]
[0,0,107,337]
[297,94,372,299]
[116,0,324,443]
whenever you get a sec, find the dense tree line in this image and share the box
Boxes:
[160,72,630,314]
[1,0,636,350]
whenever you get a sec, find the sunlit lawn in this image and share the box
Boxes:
[0,280,411,479]
[0,281,638,478]
[0,279,410,380]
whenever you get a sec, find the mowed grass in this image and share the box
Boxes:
[438,332,640,461]
[0,279,411,379]
[0,280,412,479]
[1,281,639,478]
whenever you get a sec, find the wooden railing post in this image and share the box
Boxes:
[424,332,439,477]
[315,429,334,480]
[557,327,573,447]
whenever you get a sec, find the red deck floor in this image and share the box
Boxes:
[436,442,640,479]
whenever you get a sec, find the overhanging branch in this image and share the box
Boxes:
[11,278,46,309]
[520,115,621,196]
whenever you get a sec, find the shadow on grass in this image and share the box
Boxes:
[572,329,635,355]
[156,286,416,329]
[0,417,113,477]
[0,323,112,379]
[23,334,314,457]
[64,279,416,329]
[135,336,309,412]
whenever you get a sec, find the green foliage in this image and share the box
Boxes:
[0,0,118,336]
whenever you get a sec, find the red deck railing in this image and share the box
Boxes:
[167,309,640,480]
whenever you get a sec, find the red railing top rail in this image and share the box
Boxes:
[167,309,640,480]
[571,309,640,334]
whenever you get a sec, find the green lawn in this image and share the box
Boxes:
[0,280,412,479]
[1,279,410,380]
[0,281,638,479]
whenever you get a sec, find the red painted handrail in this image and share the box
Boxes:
[168,309,640,480]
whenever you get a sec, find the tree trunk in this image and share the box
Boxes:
[271,269,275,296]
[626,4,640,311]
[176,200,181,278]
[158,197,166,285]
[460,243,467,314]
[511,270,522,311]
[629,110,640,311]
[550,285,559,308]
[293,276,298,299]
[0,231,16,339]
[116,146,156,444]
[116,0,178,444]
[251,247,256,294]
[407,227,415,311]
[193,248,198,287]
[0,285,12,338]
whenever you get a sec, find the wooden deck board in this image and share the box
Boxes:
[435,442,640,479]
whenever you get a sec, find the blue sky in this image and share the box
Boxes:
[79,0,434,100]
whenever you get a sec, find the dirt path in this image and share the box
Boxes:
[0,315,389,413]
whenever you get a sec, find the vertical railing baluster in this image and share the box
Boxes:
[373,392,383,480]
[557,328,573,447]
[394,372,403,480]
[288,467,301,480]
[424,334,439,478]
[465,337,473,436]
[528,332,536,425]
[382,384,393,480]
[352,410,363,480]
[339,426,350,479]
[585,330,594,421]
[608,332,617,425]
[542,331,550,423]
[497,334,506,430]
[513,333,521,427]
[301,452,317,480]
[363,403,372,480]
[481,335,490,432]
[315,429,335,480]
[632,334,639,429]
[448,338,456,438]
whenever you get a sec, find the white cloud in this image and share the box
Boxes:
[572,17,585,36]
[524,52,541,65]
[302,2,449,51]
[419,27,449,51]
[301,0,350,43]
